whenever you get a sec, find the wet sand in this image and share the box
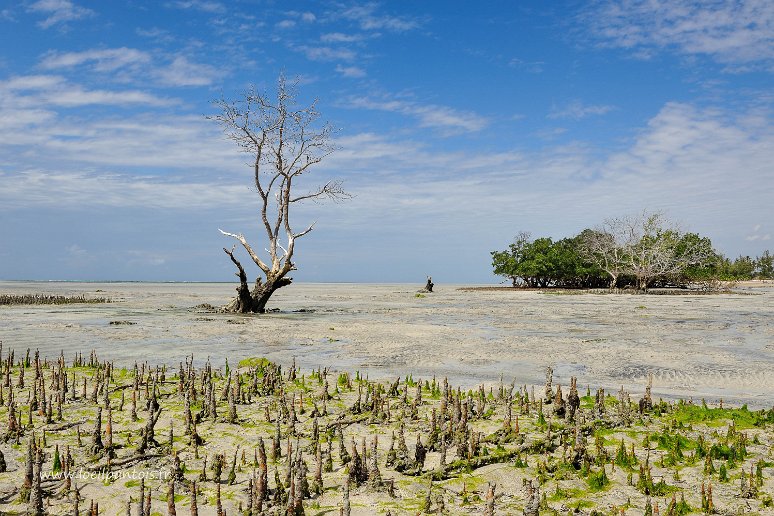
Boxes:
[1,281,772,407]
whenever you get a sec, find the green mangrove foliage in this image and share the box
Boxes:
[492,212,772,290]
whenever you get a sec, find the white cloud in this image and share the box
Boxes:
[66,244,86,257]
[508,58,544,74]
[2,74,65,91]
[0,108,56,135]
[276,19,296,29]
[126,250,168,267]
[40,48,151,72]
[284,10,316,23]
[321,32,363,43]
[410,105,489,133]
[602,103,770,180]
[154,56,220,86]
[584,0,774,69]
[339,3,419,32]
[326,133,426,167]
[136,27,175,43]
[746,224,771,241]
[27,0,94,29]
[0,78,236,171]
[335,65,366,78]
[0,75,172,109]
[548,101,616,120]
[0,170,247,210]
[348,96,489,133]
[171,1,225,13]
[44,87,173,107]
[61,243,95,267]
[295,46,357,62]
[36,48,219,88]
[0,60,770,265]
[534,127,568,140]
[320,101,773,259]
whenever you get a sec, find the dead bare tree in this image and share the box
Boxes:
[210,74,349,313]
[578,226,628,290]
[582,211,715,292]
[623,211,713,291]
[624,211,676,291]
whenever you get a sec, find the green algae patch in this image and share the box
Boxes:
[237,357,272,369]
[671,403,774,429]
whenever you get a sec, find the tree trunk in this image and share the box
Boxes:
[223,247,254,313]
[222,247,292,313]
[250,277,292,313]
[223,273,292,314]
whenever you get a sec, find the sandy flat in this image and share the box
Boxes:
[1,281,772,408]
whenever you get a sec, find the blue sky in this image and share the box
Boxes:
[0,0,772,283]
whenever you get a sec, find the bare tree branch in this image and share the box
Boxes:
[294,222,316,239]
[290,180,352,203]
[223,245,246,280]
[218,229,270,275]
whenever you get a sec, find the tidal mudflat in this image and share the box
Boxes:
[0,281,772,407]
[1,282,773,515]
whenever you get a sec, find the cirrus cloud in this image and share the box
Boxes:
[347,96,489,134]
[583,0,774,70]
[27,0,94,29]
[40,47,151,72]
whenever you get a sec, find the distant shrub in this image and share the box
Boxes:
[0,294,110,305]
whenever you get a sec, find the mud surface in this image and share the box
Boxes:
[1,281,772,407]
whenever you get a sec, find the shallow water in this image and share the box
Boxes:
[1,281,772,407]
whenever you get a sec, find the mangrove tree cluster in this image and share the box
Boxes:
[491,212,773,290]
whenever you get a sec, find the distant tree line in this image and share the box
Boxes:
[491,212,773,291]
